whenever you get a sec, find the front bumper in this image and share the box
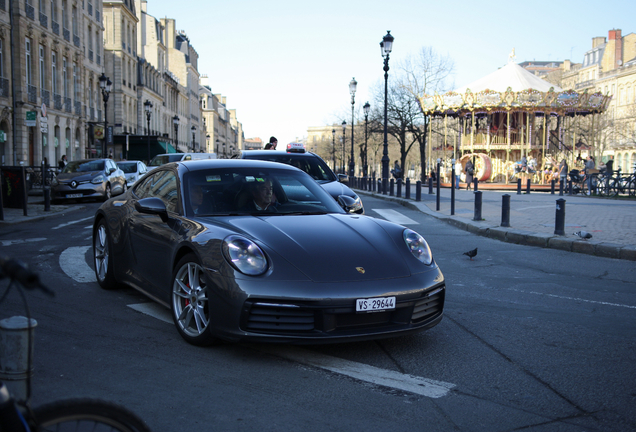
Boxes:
[52,182,106,199]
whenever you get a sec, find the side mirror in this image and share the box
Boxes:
[135,197,169,222]
[337,173,349,183]
[108,167,116,174]
[337,195,357,213]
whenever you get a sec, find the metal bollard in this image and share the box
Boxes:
[501,194,510,227]
[436,163,441,211]
[372,176,376,192]
[396,178,402,197]
[405,178,411,199]
[473,178,479,192]
[555,198,566,235]
[428,177,434,194]
[568,180,573,196]
[416,181,421,201]
[559,179,564,196]
[389,178,395,196]
[473,191,483,221]
[551,180,555,194]
[382,178,388,195]
[0,316,37,402]
[526,178,531,194]
[517,178,522,194]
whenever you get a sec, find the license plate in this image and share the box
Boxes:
[356,296,395,313]
[66,193,82,198]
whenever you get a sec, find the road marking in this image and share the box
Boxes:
[128,303,172,323]
[59,246,96,283]
[129,300,456,398]
[255,345,455,398]
[1,238,47,246]
[512,289,636,310]
[371,209,419,225]
[52,216,93,230]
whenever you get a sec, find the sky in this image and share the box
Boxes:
[147,0,635,145]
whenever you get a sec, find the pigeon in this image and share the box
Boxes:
[574,231,593,239]
[463,248,478,260]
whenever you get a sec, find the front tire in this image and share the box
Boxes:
[104,183,112,201]
[94,219,120,290]
[31,398,151,432]
[171,254,217,346]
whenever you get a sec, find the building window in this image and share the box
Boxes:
[52,52,57,94]
[73,62,78,100]
[51,0,57,22]
[72,5,77,35]
[0,39,3,78]
[39,45,45,89]
[62,0,67,29]
[62,57,68,97]
[25,38,32,85]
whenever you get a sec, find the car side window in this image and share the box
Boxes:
[148,170,179,213]
[133,173,155,199]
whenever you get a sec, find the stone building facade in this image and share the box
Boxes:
[560,29,636,172]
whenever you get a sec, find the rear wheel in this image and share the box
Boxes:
[31,398,151,432]
[104,183,112,201]
[171,254,218,346]
[93,219,120,290]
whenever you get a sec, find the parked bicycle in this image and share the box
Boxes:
[0,256,152,432]
[596,167,636,198]
[567,168,599,195]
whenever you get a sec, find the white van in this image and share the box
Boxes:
[148,153,217,170]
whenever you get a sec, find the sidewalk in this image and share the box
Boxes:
[357,185,636,261]
[0,194,85,225]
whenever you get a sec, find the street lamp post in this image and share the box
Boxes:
[349,78,357,177]
[380,30,394,194]
[331,128,336,172]
[144,100,152,162]
[363,101,370,177]
[206,134,210,153]
[98,73,112,158]
[341,120,346,175]
[191,126,196,152]
[172,115,179,149]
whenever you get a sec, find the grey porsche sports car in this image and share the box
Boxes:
[92,159,445,346]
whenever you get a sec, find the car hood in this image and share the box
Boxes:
[320,181,356,199]
[221,214,410,282]
[57,171,102,182]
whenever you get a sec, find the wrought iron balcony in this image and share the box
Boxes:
[26,3,34,19]
[73,34,80,47]
[27,85,37,103]
[0,0,6,11]
[52,20,59,35]
[90,107,95,120]
[74,101,81,116]
[41,89,50,106]
[39,12,47,27]
[64,97,71,113]
[88,50,93,62]
[0,78,8,97]
[97,55,101,65]
[63,28,70,42]
[54,93,62,110]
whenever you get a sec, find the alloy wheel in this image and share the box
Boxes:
[172,261,210,338]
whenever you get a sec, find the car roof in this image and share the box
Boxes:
[173,159,304,172]
[241,150,318,158]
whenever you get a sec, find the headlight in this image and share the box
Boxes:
[92,174,105,184]
[222,235,268,275]
[403,229,433,265]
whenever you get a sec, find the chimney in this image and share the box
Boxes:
[563,59,571,71]
[592,37,606,49]
[609,29,623,69]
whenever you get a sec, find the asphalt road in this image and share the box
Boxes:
[1,196,634,431]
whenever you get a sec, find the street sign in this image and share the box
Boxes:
[26,111,37,127]
[106,126,113,145]
[40,103,48,133]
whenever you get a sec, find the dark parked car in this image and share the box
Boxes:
[117,160,148,187]
[240,147,364,214]
[52,158,126,201]
[92,160,445,346]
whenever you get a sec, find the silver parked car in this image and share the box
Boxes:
[117,160,148,187]
[52,158,126,202]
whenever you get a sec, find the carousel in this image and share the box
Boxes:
[418,56,612,184]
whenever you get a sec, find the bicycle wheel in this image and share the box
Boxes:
[597,176,610,197]
[31,399,151,432]
[628,177,636,198]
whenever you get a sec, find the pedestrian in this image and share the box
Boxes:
[264,136,278,150]
[454,161,462,189]
[58,154,67,170]
[558,159,568,186]
[464,159,475,190]
[584,155,596,195]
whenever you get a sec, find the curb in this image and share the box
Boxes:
[357,189,635,261]
[0,204,85,225]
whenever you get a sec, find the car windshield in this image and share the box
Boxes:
[182,167,344,217]
[63,160,105,173]
[117,162,138,173]
[243,154,336,183]
[149,154,183,167]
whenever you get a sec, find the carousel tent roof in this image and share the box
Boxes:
[455,62,563,93]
